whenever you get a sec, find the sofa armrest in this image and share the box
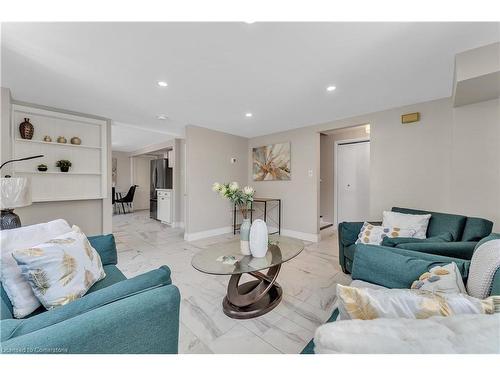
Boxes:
[2,266,172,340]
[395,241,477,260]
[88,234,118,265]
[1,284,180,354]
[351,244,470,289]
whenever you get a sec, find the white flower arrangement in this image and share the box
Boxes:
[212,181,255,218]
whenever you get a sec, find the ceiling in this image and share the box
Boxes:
[111,122,173,152]
[2,22,499,141]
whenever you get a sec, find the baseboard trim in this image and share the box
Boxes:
[184,226,232,241]
[184,226,319,243]
[281,229,320,243]
[172,221,185,229]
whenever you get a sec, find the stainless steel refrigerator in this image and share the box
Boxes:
[150,159,173,220]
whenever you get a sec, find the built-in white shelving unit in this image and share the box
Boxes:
[11,104,108,202]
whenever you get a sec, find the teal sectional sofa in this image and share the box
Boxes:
[339,207,493,273]
[0,234,181,354]
[302,233,500,354]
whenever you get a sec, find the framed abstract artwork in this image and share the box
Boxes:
[252,142,291,181]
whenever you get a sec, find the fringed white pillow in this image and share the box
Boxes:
[467,239,500,299]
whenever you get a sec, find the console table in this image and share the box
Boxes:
[233,198,281,235]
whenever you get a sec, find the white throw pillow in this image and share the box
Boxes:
[411,263,467,295]
[336,284,495,320]
[467,239,500,299]
[11,225,105,310]
[355,222,416,245]
[0,219,72,318]
[382,211,431,239]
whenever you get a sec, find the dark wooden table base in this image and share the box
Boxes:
[222,264,283,319]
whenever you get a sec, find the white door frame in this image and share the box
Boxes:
[333,136,370,228]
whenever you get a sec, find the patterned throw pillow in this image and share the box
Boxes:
[336,284,496,320]
[411,263,467,295]
[355,222,416,245]
[12,225,105,310]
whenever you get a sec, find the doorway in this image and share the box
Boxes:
[319,124,370,230]
[335,139,370,225]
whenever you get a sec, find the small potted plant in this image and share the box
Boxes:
[37,164,48,172]
[56,160,72,172]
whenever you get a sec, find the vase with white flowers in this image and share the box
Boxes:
[212,182,255,255]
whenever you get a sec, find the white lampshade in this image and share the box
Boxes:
[0,177,32,209]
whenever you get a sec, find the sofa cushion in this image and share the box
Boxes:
[395,241,477,259]
[392,207,467,241]
[351,244,470,289]
[461,217,493,242]
[382,232,453,247]
[87,265,127,294]
[344,244,356,261]
[1,266,172,341]
[88,234,117,266]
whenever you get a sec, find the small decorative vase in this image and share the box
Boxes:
[70,136,81,145]
[19,118,34,139]
[60,166,70,172]
[249,219,269,258]
[43,135,52,142]
[57,136,67,144]
[37,166,48,172]
[240,218,251,255]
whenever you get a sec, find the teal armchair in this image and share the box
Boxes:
[338,207,493,273]
[0,234,181,354]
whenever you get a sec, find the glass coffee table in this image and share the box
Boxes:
[191,235,304,319]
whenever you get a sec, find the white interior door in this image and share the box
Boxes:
[336,141,370,224]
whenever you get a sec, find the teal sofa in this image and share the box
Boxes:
[0,234,181,354]
[302,233,500,354]
[339,207,493,273]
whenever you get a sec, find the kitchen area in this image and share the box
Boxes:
[112,138,185,232]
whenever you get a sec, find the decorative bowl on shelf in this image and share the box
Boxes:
[70,136,82,145]
[37,164,48,172]
[43,135,52,142]
[57,136,67,144]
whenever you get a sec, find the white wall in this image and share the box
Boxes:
[185,125,248,239]
[131,156,153,210]
[248,127,320,241]
[245,96,500,239]
[450,98,500,228]
[1,88,12,175]
[112,151,132,192]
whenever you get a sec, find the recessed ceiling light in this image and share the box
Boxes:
[157,81,168,87]
[245,113,253,118]
[326,85,336,92]
[157,115,168,120]
[245,21,255,24]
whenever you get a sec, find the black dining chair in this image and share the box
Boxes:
[112,186,117,214]
[115,185,138,214]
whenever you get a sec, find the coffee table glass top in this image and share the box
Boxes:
[191,235,304,275]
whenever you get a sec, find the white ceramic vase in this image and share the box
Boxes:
[249,219,268,258]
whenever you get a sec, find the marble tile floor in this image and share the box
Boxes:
[112,210,351,354]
